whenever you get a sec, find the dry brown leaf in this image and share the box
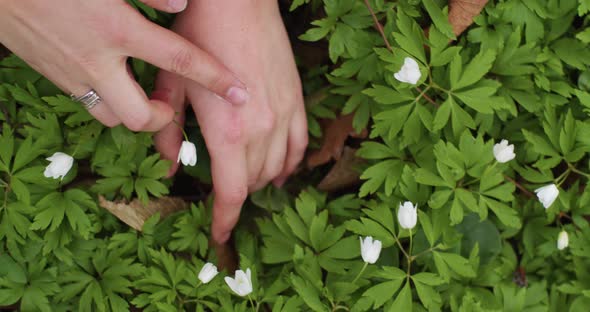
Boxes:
[307,114,367,168]
[98,195,189,231]
[317,147,365,192]
[448,0,489,36]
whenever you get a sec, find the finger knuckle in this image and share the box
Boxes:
[262,166,282,183]
[223,115,244,144]
[124,114,151,132]
[171,46,194,76]
[255,108,276,134]
[220,186,248,206]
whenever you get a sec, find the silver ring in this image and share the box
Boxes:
[71,89,101,110]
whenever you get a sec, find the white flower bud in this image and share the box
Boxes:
[43,152,74,180]
[394,57,421,85]
[177,141,197,166]
[359,236,382,264]
[398,201,418,230]
[534,184,559,209]
[557,230,569,250]
[224,268,253,296]
[493,139,515,163]
[198,262,218,284]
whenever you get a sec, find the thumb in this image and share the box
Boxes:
[153,70,186,177]
[136,0,187,13]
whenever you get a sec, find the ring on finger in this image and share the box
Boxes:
[71,89,102,110]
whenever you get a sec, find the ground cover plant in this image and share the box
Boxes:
[1,0,590,311]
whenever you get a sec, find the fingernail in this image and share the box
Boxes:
[225,86,249,106]
[168,0,187,12]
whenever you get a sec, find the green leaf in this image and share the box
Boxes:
[453,50,497,90]
[388,281,412,312]
[454,86,498,114]
[422,0,455,40]
[290,274,328,312]
[436,251,476,278]
[415,168,450,187]
[413,280,442,310]
[363,280,404,309]
[522,129,560,157]
[359,159,405,197]
[481,196,522,229]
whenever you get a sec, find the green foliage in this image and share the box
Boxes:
[1,0,590,310]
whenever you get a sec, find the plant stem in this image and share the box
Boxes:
[352,262,368,284]
[567,162,590,178]
[503,175,534,198]
[391,229,411,260]
[172,119,190,141]
[406,229,413,281]
[555,168,571,187]
[416,87,439,107]
[410,245,440,260]
[247,295,257,311]
[363,0,393,52]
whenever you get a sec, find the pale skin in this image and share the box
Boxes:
[154,0,308,243]
[0,0,249,131]
[0,0,307,244]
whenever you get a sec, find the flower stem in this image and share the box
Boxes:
[555,168,571,187]
[391,230,411,260]
[172,119,190,141]
[247,295,257,311]
[406,229,413,281]
[352,262,369,284]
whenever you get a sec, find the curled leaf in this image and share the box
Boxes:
[98,195,188,231]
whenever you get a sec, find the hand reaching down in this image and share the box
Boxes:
[153,0,308,243]
[0,0,247,131]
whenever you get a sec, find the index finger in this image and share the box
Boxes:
[125,22,249,107]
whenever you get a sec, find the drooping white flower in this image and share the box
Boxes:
[398,201,418,230]
[359,236,382,264]
[43,152,74,180]
[493,139,516,163]
[198,262,218,284]
[535,184,559,209]
[177,141,197,166]
[394,57,421,85]
[225,268,253,296]
[557,230,569,250]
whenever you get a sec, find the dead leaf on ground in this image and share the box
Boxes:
[449,0,489,36]
[98,195,189,231]
[307,114,367,168]
[317,147,365,192]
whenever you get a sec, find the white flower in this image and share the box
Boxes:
[394,57,421,85]
[557,230,569,250]
[493,139,516,163]
[359,236,382,264]
[398,201,418,230]
[177,141,197,166]
[535,184,559,209]
[198,262,218,284]
[43,152,74,180]
[225,268,253,296]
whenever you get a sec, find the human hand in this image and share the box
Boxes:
[0,0,248,131]
[153,0,308,243]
